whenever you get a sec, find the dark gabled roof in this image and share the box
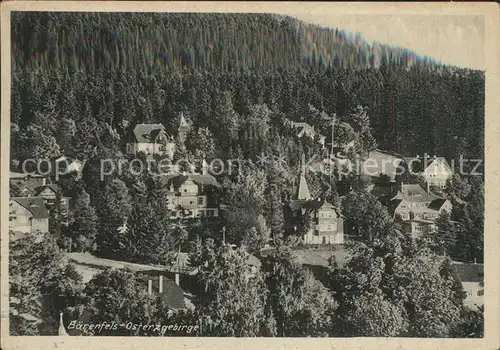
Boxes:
[453,262,484,283]
[291,198,343,216]
[149,128,166,141]
[370,184,394,198]
[160,173,219,190]
[391,184,441,203]
[137,273,185,310]
[428,198,448,211]
[34,184,61,196]
[388,198,403,216]
[290,199,310,211]
[10,178,43,196]
[12,197,49,219]
[131,124,167,143]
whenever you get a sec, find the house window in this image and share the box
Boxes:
[198,197,204,205]
[190,201,193,205]
[478,289,484,296]
[206,209,214,217]
[184,189,187,193]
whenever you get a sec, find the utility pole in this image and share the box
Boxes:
[331,113,336,160]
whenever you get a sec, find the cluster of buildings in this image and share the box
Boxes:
[10,113,483,313]
[9,171,70,239]
[124,116,221,220]
[360,149,454,235]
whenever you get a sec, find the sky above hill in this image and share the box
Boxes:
[292,13,485,70]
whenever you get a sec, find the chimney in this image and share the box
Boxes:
[148,279,153,295]
[159,275,163,293]
[474,258,477,264]
[175,273,180,286]
[426,181,430,194]
[400,181,404,193]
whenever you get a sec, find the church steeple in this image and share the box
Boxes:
[178,112,190,131]
[58,312,69,336]
[178,112,190,144]
[297,157,311,200]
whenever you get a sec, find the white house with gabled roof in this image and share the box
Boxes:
[422,156,453,189]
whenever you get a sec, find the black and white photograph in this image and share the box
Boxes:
[1,1,498,349]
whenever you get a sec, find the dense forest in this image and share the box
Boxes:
[9,12,484,337]
[11,12,484,160]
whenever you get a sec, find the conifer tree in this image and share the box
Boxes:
[264,161,284,242]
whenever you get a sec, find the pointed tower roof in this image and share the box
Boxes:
[202,155,209,175]
[178,112,190,132]
[58,312,69,336]
[297,168,312,200]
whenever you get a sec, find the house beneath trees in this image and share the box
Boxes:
[9,171,71,237]
[9,197,50,237]
[160,171,219,220]
[389,183,452,235]
[126,123,176,158]
[34,184,70,222]
[404,154,453,189]
[287,170,344,245]
[10,171,47,196]
[126,115,191,158]
[287,120,327,147]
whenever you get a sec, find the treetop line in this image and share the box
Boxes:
[8,11,484,338]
